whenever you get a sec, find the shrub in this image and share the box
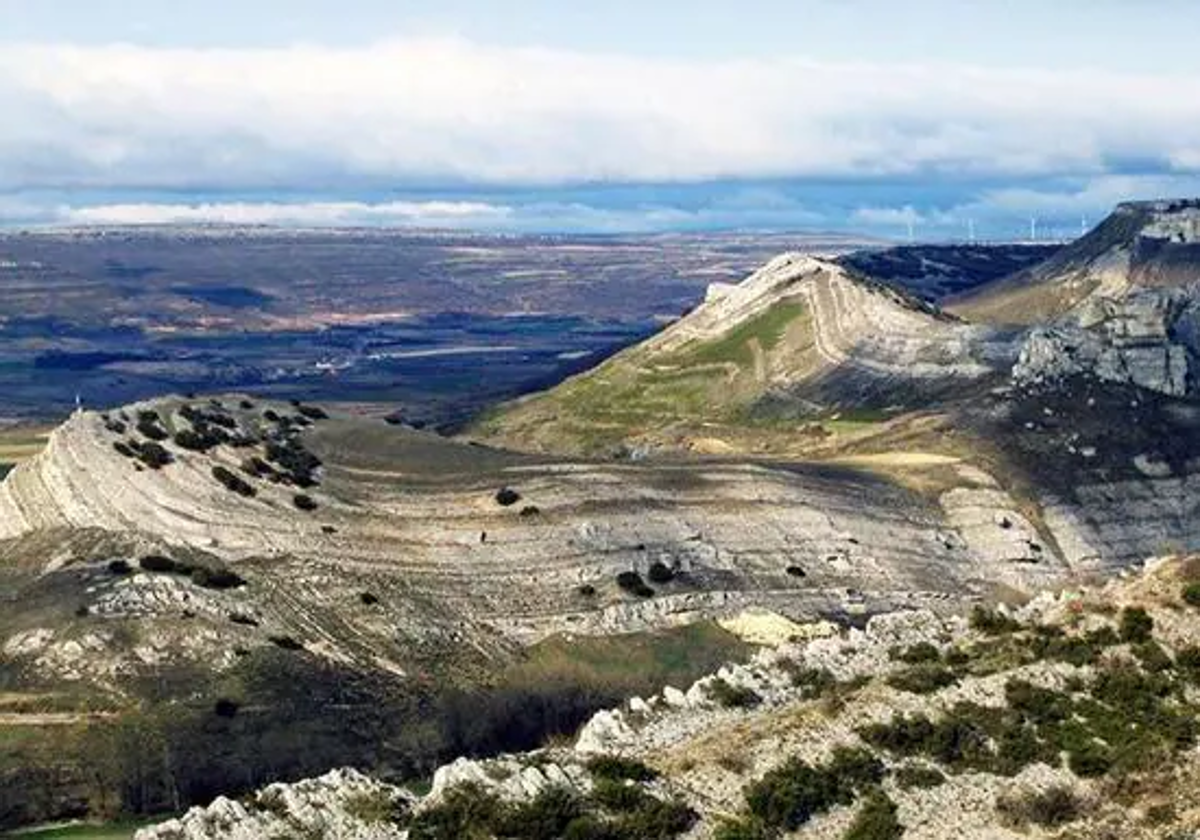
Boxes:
[591,778,651,813]
[707,678,762,709]
[1183,583,1200,608]
[136,410,169,441]
[139,554,179,573]
[113,440,136,458]
[499,787,587,839]
[826,747,885,789]
[995,785,1081,828]
[785,565,806,578]
[970,606,1021,635]
[616,571,653,598]
[586,755,658,782]
[106,559,132,575]
[213,698,240,718]
[408,783,502,840]
[577,584,597,597]
[1067,741,1113,778]
[743,757,849,832]
[891,642,940,664]
[343,789,408,826]
[781,664,837,699]
[1132,641,1173,672]
[136,441,174,469]
[293,493,318,511]
[844,790,903,840]
[1176,645,1200,680]
[1119,607,1154,643]
[894,764,945,789]
[265,438,322,487]
[268,635,305,651]
[213,465,257,497]
[191,567,247,590]
[295,403,329,420]
[885,665,958,695]
[495,487,522,506]
[519,505,542,517]
[229,613,260,626]
[713,818,771,840]
[360,592,379,606]
[647,562,675,584]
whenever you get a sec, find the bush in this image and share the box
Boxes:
[785,565,806,578]
[782,664,837,699]
[707,678,762,709]
[113,440,137,458]
[1067,741,1113,778]
[894,764,944,790]
[1132,641,1173,672]
[191,567,247,590]
[519,505,542,518]
[891,642,940,664]
[268,635,305,651]
[713,818,771,840]
[616,571,653,598]
[647,562,675,584]
[136,410,169,441]
[885,665,958,695]
[213,698,240,718]
[229,613,259,626]
[343,789,409,826]
[494,786,584,839]
[293,493,318,511]
[495,487,522,506]
[265,438,322,487]
[295,403,329,421]
[136,441,174,469]
[970,606,1021,635]
[577,584,597,597]
[844,790,903,840]
[360,592,380,606]
[586,755,658,782]
[139,554,179,573]
[106,559,132,575]
[995,785,1081,828]
[1119,607,1154,643]
[213,465,257,497]
[1183,583,1200,607]
[743,758,850,832]
[408,783,502,840]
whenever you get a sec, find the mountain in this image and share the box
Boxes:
[951,200,1200,398]
[470,254,1014,456]
[134,552,1200,840]
[950,199,1200,325]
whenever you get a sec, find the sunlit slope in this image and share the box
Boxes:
[473,254,1012,455]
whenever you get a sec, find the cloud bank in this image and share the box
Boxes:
[0,37,1197,231]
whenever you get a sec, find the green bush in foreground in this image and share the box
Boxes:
[708,678,762,709]
[1182,583,1200,608]
[843,790,903,840]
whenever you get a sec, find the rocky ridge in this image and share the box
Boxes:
[136,553,1200,840]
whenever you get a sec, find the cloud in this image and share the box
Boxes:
[0,37,1198,197]
[58,199,513,227]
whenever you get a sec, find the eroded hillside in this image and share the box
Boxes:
[136,553,1200,840]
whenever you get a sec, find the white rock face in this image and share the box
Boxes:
[134,769,414,840]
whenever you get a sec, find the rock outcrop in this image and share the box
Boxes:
[133,554,1200,840]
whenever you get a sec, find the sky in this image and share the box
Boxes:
[1,0,1199,237]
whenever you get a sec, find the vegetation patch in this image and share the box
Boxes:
[995,785,1082,829]
[707,678,762,709]
[212,465,257,497]
[407,780,696,840]
[616,571,654,598]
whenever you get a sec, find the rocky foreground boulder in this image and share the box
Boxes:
[138,554,1200,839]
